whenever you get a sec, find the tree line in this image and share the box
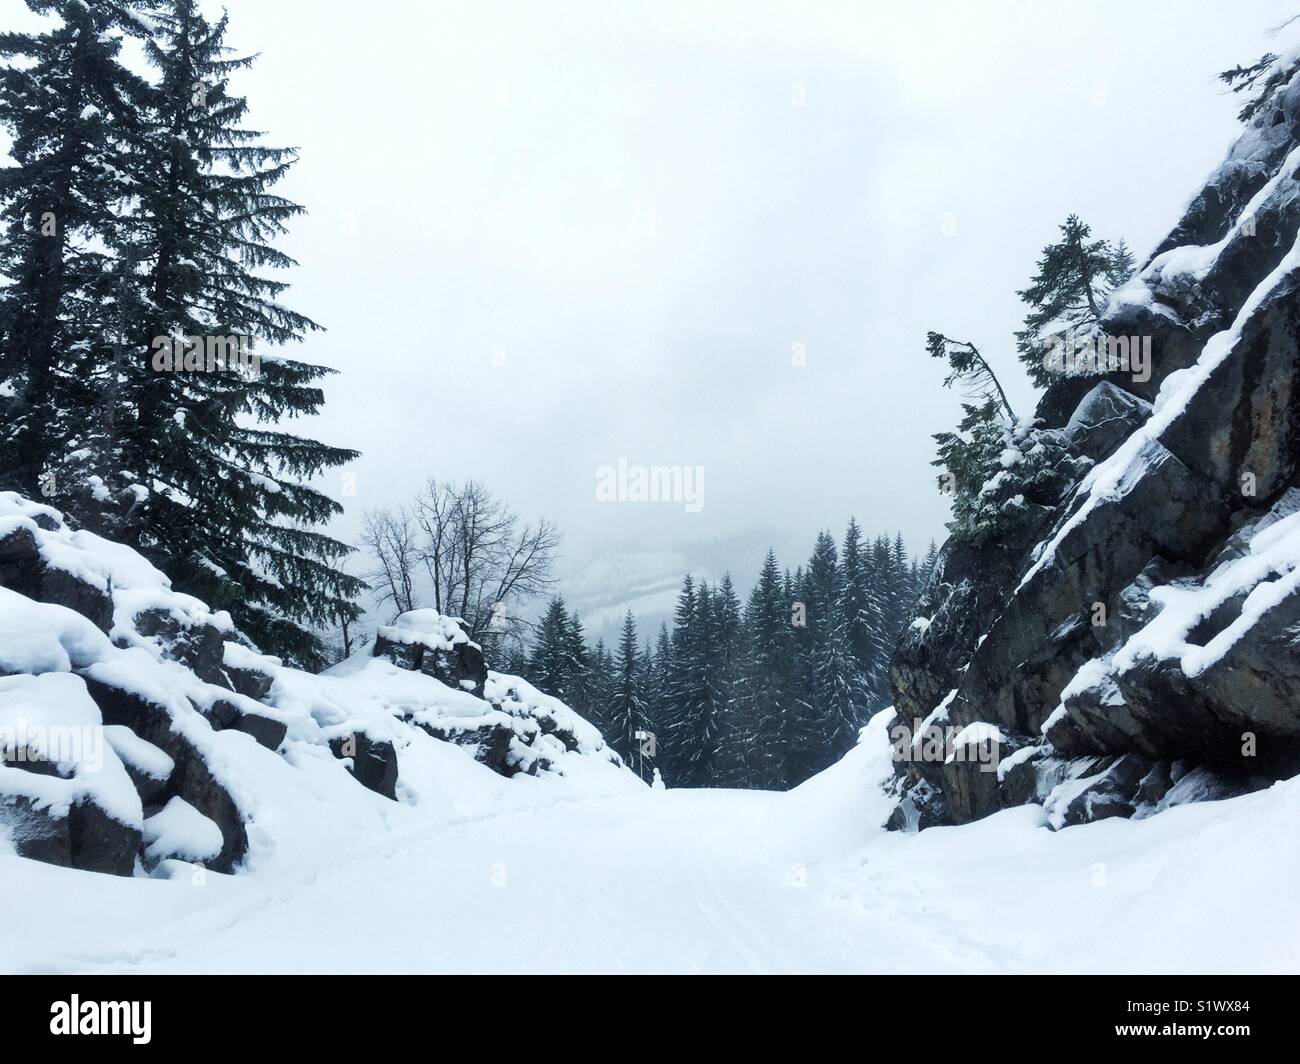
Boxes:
[518,525,937,790]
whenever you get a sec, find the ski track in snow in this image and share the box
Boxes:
[3,713,1298,973]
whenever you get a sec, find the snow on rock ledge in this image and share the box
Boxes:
[373,609,488,698]
[888,65,1300,831]
[0,493,637,877]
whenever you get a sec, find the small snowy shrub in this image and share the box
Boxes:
[934,405,1078,545]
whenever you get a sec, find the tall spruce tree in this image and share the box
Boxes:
[562,611,593,714]
[529,597,573,700]
[776,563,819,787]
[0,0,151,494]
[841,518,889,712]
[1,1,364,667]
[684,579,723,786]
[889,533,913,643]
[709,573,748,787]
[802,531,862,775]
[870,537,895,684]
[643,623,671,776]
[131,1,361,666]
[593,638,616,725]
[661,575,724,787]
[606,612,653,782]
[657,576,695,785]
[634,639,658,776]
[1015,214,1135,386]
[732,550,787,789]
[921,539,940,585]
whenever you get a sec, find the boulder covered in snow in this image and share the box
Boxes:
[888,62,1300,830]
[0,672,142,875]
[373,609,489,698]
[0,492,636,877]
[0,520,113,632]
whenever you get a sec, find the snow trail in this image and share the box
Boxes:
[4,713,1299,973]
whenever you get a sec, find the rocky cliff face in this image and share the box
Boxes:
[0,492,632,876]
[886,60,1300,830]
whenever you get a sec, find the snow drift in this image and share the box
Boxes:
[4,710,1298,972]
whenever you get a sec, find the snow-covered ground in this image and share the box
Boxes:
[3,711,1296,974]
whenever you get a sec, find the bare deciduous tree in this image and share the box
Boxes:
[364,480,561,651]
[360,507,419,618]
[414,478,458,614]
[415,478,560,646]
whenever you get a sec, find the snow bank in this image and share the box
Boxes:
[2,713,1296,973]
[0,493,639,881]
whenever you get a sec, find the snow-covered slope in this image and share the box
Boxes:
[1,491,1294,972]
[890,53,1300,830]
[3,710,1296,973]
[0,492,638,878]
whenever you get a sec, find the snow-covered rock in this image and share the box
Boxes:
[889,62,1300,830]
[372,609,489,698]
[0,492,638,876]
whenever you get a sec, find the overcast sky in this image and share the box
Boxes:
[9,0,1300,582]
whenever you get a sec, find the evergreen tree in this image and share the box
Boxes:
[1014,214,1134,386]
[641,624,671,779]
[802,532,863,775]
[773,563,818,788]
[649,623,671,709]
[865,534,903,690]
[635,636,657,773]
[926,331,1016,422]
[562,611,593,714]
[660,575,725,787]
[606,612,653,782]
[529,597,573,700]
[927,329,1080,545]
[931,397,1007,533]
[684,580,723,786]
[1220,49,1300,122]
[734,550,790,789]
[0,0,151,494]
[582,637,615,733]
[925,331,1030,545]
[1,1,363,667]
[803,535,836,647]
[840,518,888,712]
[934,400,1079,545]
[134,0,361,666]
[892,533,911,626]
[921,539,941,585]
[1110,239,1135,285]
[599,639,617,720]
[709,573,748,787]
[503,644,530,678]
[657,576,695,785]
